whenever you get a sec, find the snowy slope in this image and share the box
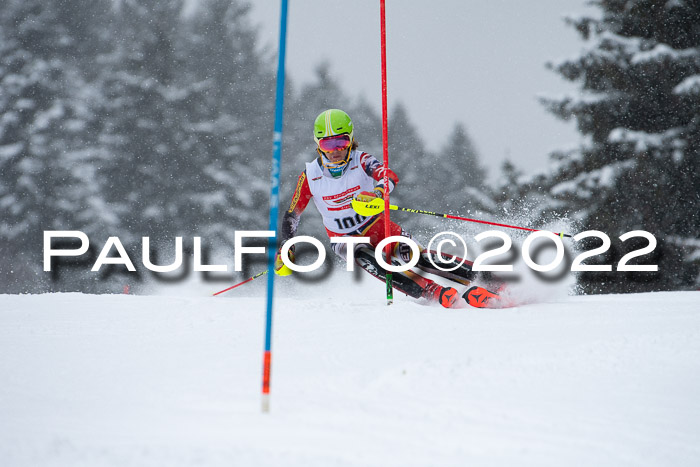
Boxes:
[1,288,699,467]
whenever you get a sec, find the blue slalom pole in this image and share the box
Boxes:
[262,0,289,413]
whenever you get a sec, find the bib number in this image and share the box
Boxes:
[334,213,366,231]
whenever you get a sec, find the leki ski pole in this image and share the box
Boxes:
[351,198,572,238]
[212,270,268,296]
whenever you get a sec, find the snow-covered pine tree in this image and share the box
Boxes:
[180,0,276,244]
[84,0,280,287]
[494,160,529,215]
[437,122,495,215]
[387,107,495,235]
[384,102,432,232]
[347,95,384,157]
[540,0,700,293]
[94,1,201,248]
[0,0,112,292]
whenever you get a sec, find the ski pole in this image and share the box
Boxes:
[379,0,393,306]
[351,198,572,238]
[212,270,268,296]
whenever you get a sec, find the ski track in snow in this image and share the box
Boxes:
[1,288,699,467]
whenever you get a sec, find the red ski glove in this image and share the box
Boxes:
[371,166,399,184]
[354,188,384,203]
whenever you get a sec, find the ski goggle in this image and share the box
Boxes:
[318,134,351,152]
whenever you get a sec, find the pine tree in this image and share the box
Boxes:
[0,0,111,292]
[437,122,494,214]
[540,0,700,292]
[442,123,485,188]
[180,0,276,241]
[94,1,194,245]
[383,102,431,231]
[494,159,527,214]
[387,108,495,235]
[84,0,279,288]
[348,95,383,157]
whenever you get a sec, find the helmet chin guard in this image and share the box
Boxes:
[318,147,351,177]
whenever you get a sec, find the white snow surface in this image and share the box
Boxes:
[1,287,699,467]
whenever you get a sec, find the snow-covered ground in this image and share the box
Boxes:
[1,284,699,467]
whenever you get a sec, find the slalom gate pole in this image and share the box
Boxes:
[212,270,267,296]
[261,0,289,413]
[380,0,393,305]
[351,198,573,238]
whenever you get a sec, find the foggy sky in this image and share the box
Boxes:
[247,0,595,180]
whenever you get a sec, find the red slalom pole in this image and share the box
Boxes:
[212,270,268,296]
[380,0,393,305]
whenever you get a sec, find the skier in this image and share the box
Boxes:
[274,109,499,308]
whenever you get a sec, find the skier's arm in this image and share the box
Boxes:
[359,152,399,197]
[275,170,312,276]
[279,170,312,245]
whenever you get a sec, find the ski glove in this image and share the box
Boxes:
[274,246,295,276]
[354,188,385,204]
[372,167,399,184]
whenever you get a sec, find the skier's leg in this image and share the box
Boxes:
[348,241,501,309]
[402,243,506,293]
[385,233,506,309]
[353,246,459,308]
[337,216,459,307]
[424,252,505,308]
[412,247,477,285]
[330,236,424,297]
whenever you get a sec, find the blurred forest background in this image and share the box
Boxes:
[0,0,698,294]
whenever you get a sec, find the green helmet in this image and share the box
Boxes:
[313,109,354,145]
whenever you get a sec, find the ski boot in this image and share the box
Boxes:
[422,280,459,308]
[462,286,501,308]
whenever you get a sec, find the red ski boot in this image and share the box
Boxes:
[422,281,459,308]
[463,286,501,308]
